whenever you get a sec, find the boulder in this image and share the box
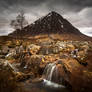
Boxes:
[15,72,34,82]
[27,44,41,55]
[56,55,92,92]
[20,55,46,77]
[39,45,52,55]
[56,58,81,83]
[1,46,9,54]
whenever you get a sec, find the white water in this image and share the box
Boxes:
[43,62,57,81]
[43,62,65,88]
[47,64,56,81]
[43,79,65,88]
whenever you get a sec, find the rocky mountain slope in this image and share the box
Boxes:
[9,11,92,41]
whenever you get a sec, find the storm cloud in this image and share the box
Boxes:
[0,0,92,36]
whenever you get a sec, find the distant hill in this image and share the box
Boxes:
[9,11,92,41]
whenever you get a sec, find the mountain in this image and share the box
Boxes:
[9,11,92,41]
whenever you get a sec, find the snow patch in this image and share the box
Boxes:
[61,25,64,28]
[58,20,63,24]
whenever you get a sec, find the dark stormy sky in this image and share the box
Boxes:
[0,0,92,36]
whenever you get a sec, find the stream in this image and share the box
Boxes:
[23,79,69,92]
[22,62,70,92]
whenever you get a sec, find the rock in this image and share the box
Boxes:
[0,55,5,59]
[18,45,25,53]
[67,44,75,51]
[84,49,92,70]
[1,46,9,54]
[6,41,16,48]
[5,49,16,60]
[0,59,15,71]
[56,58,81,86]
[39,46,52,55]
[15,72,34,82]
[56,56,92,92]
[52,46,60,54]
[56,41,67,48]
[31,78,43,83]
[20,55,46,77]
[73,50,88,66]
[27,44,41,55]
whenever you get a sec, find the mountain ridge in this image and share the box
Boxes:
[8,11,92,41]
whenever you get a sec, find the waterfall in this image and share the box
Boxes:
[43,62,57,81]
[42,62,65,88]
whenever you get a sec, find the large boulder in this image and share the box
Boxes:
[56,55,92,92]
[56,58,80,83]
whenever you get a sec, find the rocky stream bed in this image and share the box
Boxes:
[0,40,92,92]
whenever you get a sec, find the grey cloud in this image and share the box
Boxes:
[0,0,92,36]
[0,0,92,12]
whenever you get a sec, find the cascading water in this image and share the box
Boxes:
[43,62,57,81]
[42,62,65,88]
[22,62,68,92]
